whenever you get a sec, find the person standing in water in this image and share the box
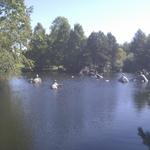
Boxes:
[33,74,42,83]
[51,80,62,89]
[118,73,129,83]
[139,72,148,83]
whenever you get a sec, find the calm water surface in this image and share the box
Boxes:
[0,73,150,150]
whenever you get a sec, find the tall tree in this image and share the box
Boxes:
[130,29,146,54]
[130,29,147,70]
[114,48,126,71]
[87,31,110,72]
[106,32,118,71]
[138,34,150,71]
[0,0,32,73]
[49,16,71,66]
[26,23,48,70]
[63,24,86,72]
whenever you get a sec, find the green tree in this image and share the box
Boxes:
[121,42,130,54]
[121,42,135,72]
[0,49,15,73]
[63,24,86,72]
[87,31,110,72]
[49,16,71,66]
[26,23,48,70]
[0,0,32,73]
[144,34,150,70]
[135,34,150,71]
[114,48,126,71]
[106,32,118,71]
[130,29,147,71]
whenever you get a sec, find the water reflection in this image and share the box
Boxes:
[0,81,31,150]
[138,127,150,150]
[1,74,150,150]
[134,84,150,110]
[7,76,119,150]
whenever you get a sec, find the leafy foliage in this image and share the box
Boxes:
[124,29,150,72]
[1,4,150,74]
[0,0,33,74]
[63,24,86,72]
[26,23,48,70]
[49,16,71,66]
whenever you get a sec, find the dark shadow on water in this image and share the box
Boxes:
[0,81,32,150]
[138,127,150,150]
[134,89,150,110]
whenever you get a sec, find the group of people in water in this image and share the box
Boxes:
[118,71,149,83]
[89,70,149,84]
[30,71,149,90]
[29,74,62,89]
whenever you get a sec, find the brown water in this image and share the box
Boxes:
[0,73,150,150]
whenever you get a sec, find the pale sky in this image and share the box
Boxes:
[25,0,150,43]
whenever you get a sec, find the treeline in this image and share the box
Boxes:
[26,19,119,73]
[1,0,150,74]
[25,18,150,73]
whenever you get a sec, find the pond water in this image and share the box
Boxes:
[0,73,150,150]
